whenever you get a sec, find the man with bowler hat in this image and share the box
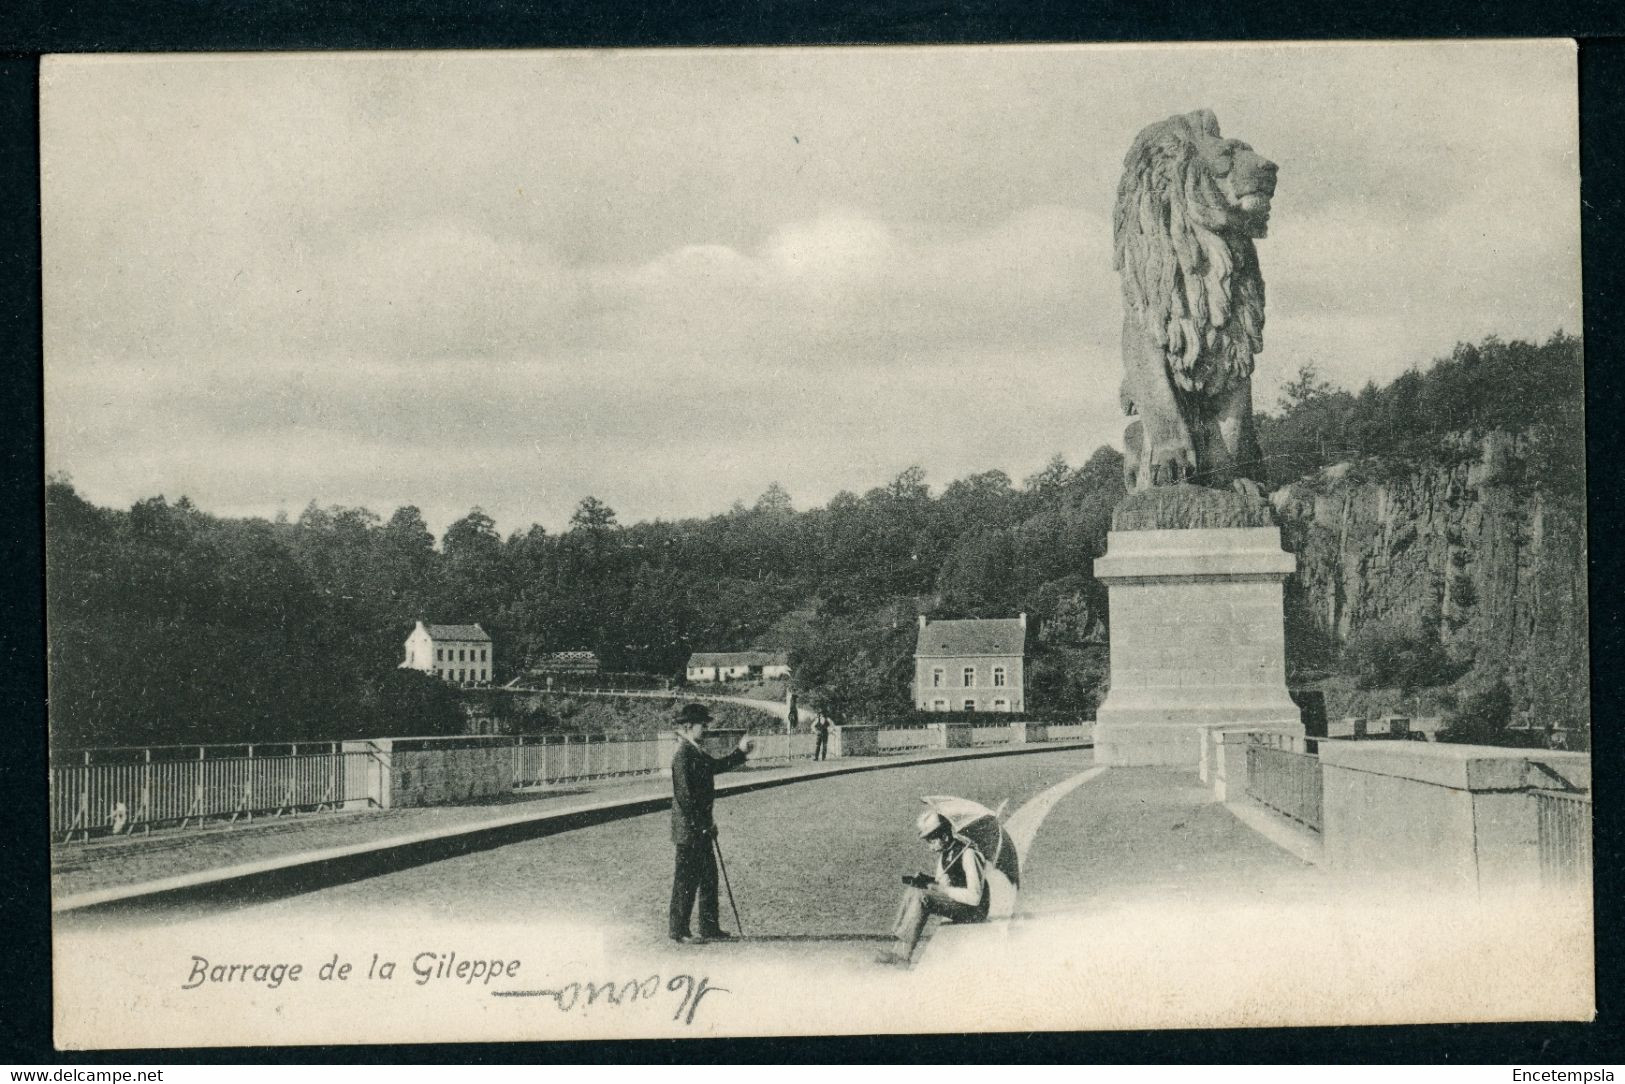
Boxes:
[669,702,752,942]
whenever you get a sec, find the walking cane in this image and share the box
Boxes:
[712,831,744,936]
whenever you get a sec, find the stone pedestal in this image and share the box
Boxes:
[1093,526,1302,767]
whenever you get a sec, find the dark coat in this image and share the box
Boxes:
[670,737,747,845]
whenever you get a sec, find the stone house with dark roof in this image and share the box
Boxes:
[686,650,791,683]
[401,620,493,686]
[913,614,1026,713]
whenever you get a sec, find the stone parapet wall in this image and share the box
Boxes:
[1223,736,1591,895]
[336,723,1090,811]
[829,725,880,757]
[340,739,521,810]
[931,723,975,749]
[1316,741,1587,892]
[390,745,515,808]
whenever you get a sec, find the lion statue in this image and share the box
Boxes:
[1113,109,1277,495]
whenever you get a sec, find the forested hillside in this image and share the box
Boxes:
[46,332,1585,749]
[45,446,1125,746]
[1264,335,1587,743]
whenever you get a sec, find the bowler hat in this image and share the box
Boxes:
[675,703,713,727]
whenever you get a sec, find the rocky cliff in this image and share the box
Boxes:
[1271,431,1589,732]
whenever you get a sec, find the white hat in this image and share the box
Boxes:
[915,809,951,839]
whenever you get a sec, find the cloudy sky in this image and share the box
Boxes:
[42,41,1580,536]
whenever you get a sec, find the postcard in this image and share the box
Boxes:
[43,40,1591,1049]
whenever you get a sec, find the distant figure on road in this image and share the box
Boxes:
[878,809,989,966]
[813,715,830,761]
[668,702,752,943]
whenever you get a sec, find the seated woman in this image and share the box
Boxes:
[879,809,990,966]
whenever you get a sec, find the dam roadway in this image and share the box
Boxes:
[50,745,1592,1037]
[213,748,1101,943]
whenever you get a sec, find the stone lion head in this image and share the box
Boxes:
[1113,109,1277,396]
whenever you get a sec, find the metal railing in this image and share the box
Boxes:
[510,734,664,786]
[520,676,675,695]
[1536,789,1592,886]
[743,732,819,766]
[52,719,1094,843]
[1245,738,1323,833]
[51,744,381,841]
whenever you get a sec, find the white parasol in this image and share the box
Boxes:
[920,794,1021,889]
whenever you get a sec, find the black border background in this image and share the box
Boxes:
[2,3,1623,1065]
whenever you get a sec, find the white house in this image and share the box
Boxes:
[686,651,791,683]
[913,614,1027,713]
[402,621,494,686]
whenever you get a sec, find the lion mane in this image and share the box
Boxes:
[1113,109,1266,400]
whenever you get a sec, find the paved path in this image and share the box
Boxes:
[188,749,1100,959]
[1019,766,1324,918]
[912,767,1588,1031]
[69,752,1323,952]
[51,741,1085,908]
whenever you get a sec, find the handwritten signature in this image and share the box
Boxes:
[493,973,727,1026]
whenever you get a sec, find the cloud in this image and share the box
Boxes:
[588,203,1105,368]
[44,204,1121,532]
[41,43,1581,535]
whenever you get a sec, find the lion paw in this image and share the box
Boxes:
[1149,447,1195,486]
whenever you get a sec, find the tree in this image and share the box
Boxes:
[1277,361,1335,413]
[1438,680,1516,746]
[1340,622,1458,693]
[937,528,1017,611]
[1075,445,1126,492]
[789,607,914,724]
[939,470,1019,531]
[1023,453,1072,497]
[363,669,466,737]
[753,481,794,517]
[884,465,929,503]
[1026,643,1109,718]
[567,495,622,579]
[381,505,438,606]
[570,496,619,533]
[443,508,501,564]
[385,505,435,552]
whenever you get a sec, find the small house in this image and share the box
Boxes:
[401,621,493,687]
[913,614,1027,713]
[686,651,791,683]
